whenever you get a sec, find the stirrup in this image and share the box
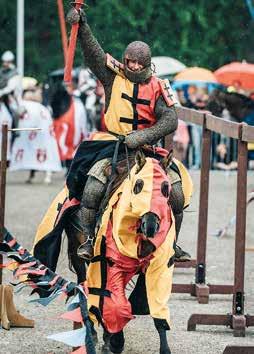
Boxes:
[77,236,94,260]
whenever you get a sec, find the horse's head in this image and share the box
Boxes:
[207,89,254,122]
[206,89,226,117]
[127,151,172,254]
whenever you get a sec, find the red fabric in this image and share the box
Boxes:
[63,0,84,85]
[71,346,87,354]
[135,76,175,130]
[147,160,172,250]
[135,77,166,130]
[60,307,83,323]
[101,160,172,333]
[55,196,80,226]
[53,100,76,161]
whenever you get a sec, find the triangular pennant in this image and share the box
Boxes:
[47,326,86,347]
[60,307,83,323]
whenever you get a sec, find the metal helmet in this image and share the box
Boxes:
[123,41,152,83]
[1,51,15,62]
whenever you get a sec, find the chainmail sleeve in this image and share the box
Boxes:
[78,22,115,87]
[125,96,178,149]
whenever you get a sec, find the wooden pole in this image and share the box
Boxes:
[57,0,68,65]
[0,124,8,284]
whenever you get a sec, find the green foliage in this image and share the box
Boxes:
[0,0,253,82]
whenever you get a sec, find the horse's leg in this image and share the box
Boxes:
[26,170,36,184]
[101,329,125,354]
[109,330,125,354]
[153,318,171,354]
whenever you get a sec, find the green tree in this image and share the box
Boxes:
[0,0,253,82]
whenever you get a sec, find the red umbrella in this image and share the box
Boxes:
[214,61,254,90]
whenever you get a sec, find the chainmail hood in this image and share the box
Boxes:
[123,41,152,83]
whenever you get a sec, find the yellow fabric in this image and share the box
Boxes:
[172,158,193,208]
[31,187,68,253]
[248,143,254,150]
[87,159,175,326]
[106,54,125,78]
[146,216,175,324]
[104,75,135,135]
[90,132,117,141]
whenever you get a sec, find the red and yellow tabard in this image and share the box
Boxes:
[104,54,176,135]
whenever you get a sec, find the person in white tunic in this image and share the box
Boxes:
[9,78,62,183]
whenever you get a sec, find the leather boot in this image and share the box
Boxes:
[77,208,96,260]
[0,284,10,330]
[1,285,34,329]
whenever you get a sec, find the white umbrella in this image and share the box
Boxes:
[151,56,186,77]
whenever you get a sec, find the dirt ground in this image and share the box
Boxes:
[1,169,254,354]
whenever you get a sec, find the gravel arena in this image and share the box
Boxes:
[1,169,254,354]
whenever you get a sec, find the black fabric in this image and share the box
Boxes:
[99,236,108,314]
[66,140,166,201]
[66,140,127,200]
[88,287,111,297]
[129,273,150,315]
[33,204,79,272]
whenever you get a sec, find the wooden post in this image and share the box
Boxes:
[194,115,211,303]
[0,124,8,284]
[232,125,248,337]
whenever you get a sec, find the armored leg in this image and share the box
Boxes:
[169,181,191,261]
[77,175,106,260]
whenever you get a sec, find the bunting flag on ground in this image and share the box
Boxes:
[0,227,95,354]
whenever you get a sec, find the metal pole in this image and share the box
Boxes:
[57,0,68,65]
[0,124,8,284]
[17,0,24,76]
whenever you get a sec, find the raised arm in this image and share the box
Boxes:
[66,8,114,86]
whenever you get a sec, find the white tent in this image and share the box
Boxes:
[151,56,186,77]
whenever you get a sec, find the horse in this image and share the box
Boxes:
[63,151,175,354]
[206,89,254,122]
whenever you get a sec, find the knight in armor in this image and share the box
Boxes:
[0,51,22,116]
[66,7,190,261]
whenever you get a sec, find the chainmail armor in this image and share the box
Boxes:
[123,41,152,83]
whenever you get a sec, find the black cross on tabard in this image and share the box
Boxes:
[120,84,151,130]
[163,82,175,101]
[111,59,124,72]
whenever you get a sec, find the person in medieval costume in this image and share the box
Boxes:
[0,51,22,118]
[66,6,191,262]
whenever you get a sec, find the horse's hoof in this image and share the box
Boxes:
[160,348,172,354]
[109,331,124,354]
